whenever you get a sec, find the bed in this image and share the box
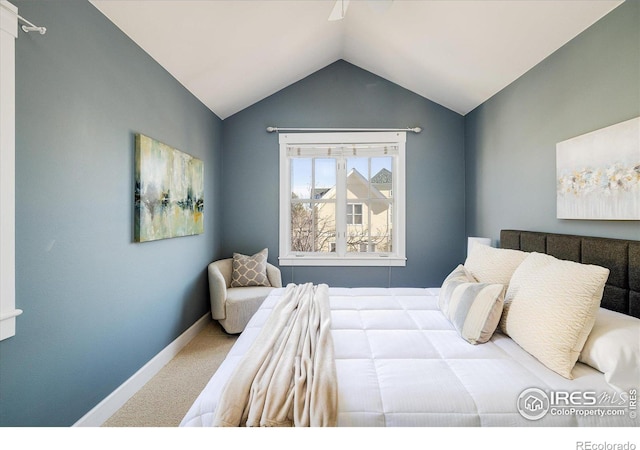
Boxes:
[180,230,640,427]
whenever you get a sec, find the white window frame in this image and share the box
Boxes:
[0,1,20,340]
[279,132,406,267]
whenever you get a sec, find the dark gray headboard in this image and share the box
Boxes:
[500,230,640,319]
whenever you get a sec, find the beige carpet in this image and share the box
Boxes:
[102,319,237,427]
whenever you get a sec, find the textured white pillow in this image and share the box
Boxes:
[502,253,609,379]
[464,244,528,286]
[439,265,505,344]
[579,308,640,392]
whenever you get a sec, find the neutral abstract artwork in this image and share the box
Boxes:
[556,117,640,220]
[135,134,204,242]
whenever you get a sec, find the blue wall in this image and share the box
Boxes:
[465,0,640,243]
[0,1,223,426]
[221,60,466,288]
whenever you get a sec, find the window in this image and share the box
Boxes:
[346,203,363,225]
[279,132,406,266]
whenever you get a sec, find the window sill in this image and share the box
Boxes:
[279,255,406,267]
[0,308,22,341]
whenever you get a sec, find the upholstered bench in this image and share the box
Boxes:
[208,251,282,334]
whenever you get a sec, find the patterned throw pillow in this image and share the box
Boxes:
[231,248,271,287]
[439,265,505,344]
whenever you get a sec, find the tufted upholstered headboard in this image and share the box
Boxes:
[500,230,640,319]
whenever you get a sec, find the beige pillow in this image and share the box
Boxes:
[464,244,528,286]
[231,248,271,287]
[502,252,609,379]
[439,265,505,344]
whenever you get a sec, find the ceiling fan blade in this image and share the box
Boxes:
[328,0,350,21]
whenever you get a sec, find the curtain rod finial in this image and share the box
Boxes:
[18,15,46,35]
[266,127,277,133]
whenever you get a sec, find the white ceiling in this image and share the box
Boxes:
[91,0,624,119]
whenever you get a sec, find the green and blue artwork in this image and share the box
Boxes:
[135,134,204,242]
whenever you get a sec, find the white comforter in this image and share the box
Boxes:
[181,287,638,427]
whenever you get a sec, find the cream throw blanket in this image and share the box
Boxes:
[212,283,338,427]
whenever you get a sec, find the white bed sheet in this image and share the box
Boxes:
[181,287,638,427]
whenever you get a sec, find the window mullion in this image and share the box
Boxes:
[393,142,405,258]
[311,158,316,252]
[335,156,347,256]
[367,158,372,253]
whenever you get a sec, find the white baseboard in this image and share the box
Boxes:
[73,313,211,427]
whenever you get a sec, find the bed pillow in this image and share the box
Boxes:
[231,248,271,287]
[439,265,505,344]
[438,264,474,311]
[579,308,640,392]
[501,252,609,379]
[464,244,528,286]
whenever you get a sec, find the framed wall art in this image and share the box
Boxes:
[134,134,204,242]
[556,117,639,220]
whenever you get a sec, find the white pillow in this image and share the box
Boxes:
[439,265,505,344]
[464,244,528,286]
[579,308,640,392]
[501,252,609,379]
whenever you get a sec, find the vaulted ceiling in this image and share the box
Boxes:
[91,0,623,119]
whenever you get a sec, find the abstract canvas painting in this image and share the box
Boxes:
[135,134,204,242]
[556,117,640,220]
